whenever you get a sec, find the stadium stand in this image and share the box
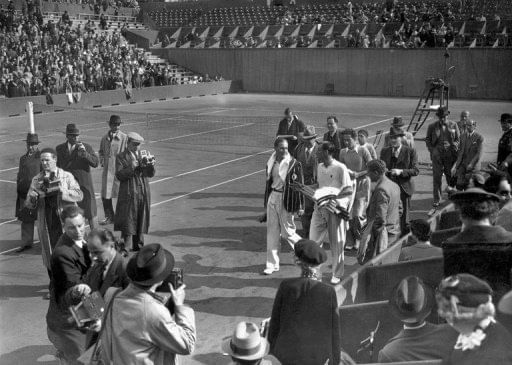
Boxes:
[0,5,210,97]
[147,0,512,49]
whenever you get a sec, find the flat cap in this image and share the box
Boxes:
[127,132,144,143]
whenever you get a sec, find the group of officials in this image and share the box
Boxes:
[263,106,489,284]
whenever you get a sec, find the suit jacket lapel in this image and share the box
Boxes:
[100,254,121,292]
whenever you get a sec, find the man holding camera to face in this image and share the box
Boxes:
[101,243,196,365]
[114,132,155,252]
[56,123,100,229]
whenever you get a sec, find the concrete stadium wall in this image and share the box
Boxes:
[125,29,160,49]
[0,81,233,118]
[155,48,512,100]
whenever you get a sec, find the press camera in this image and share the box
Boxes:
[37,172,61,196]
[139,150,155,167]
[69,291,105,328]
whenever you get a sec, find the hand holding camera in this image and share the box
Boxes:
[139,150,155,167]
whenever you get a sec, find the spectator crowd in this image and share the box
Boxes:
[0,4,210,98]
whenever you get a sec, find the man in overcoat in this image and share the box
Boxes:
[451,119,483,191]
[114,132,155,251]
[56,123,99,229]
[98,115,127,225]
[15,133,41,252]
[25,147,83,273]
[380,127,419,235]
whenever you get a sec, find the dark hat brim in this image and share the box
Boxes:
[302,134,317,140]
[127,249,175,286]
[389,280,433,323]
[450,189,500,203]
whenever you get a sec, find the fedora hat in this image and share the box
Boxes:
[221,322,269,361]
[500,113,512,123]
[392,116,405,127]
[25,133,40,144]
[449,187,500,203]
[389,126,405,138]
[126,243,175,286]
[65,123,80,135]
[389,276,433,323]
[303,125,317,140]
[436,106,450,118]
[108,115,122,125]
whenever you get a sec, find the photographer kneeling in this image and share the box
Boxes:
[100,243,196,364]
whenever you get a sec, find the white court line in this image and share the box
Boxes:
[0,179,15,184]
[0,218,17,227]
[150,149,272,185]
[223,107,391,118]
[149,123,252,143]
[151,170,263,208]
[197,109,229,115]
[0,167,18,173]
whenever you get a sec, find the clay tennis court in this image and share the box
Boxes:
[0,93,509,364]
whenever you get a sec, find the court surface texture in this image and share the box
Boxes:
[0,93,510,364]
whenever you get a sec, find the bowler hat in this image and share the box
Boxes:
[449,187,500,203]
[294,239,327,266]
[389,276,433,323]
[303,125,317,140]
[500,113,512,123]
[392,116,405,127]
[25,133,40,144]
[221,322,269,361]
[389,126,405,138]
[127,131,144,143]
[65,123,80,135]
[108,115,122,125]
[436,107,450,118]
[126,243,175,286]
[437,274,493,308]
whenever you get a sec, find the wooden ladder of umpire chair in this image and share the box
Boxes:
[407,66,455,137]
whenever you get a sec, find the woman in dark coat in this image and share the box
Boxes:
[114,132,155,251]
[268,239,342,365]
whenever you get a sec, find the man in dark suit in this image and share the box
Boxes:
[452,119,484,191]
[443,188,512,301]
[269,240,341,365]
[359,160,401,262]
[380,127,419,235]
[83,228,129,347]
[323,115,343,160]
[56,123,99,229]
[15,133,41,252]
[378,276,458,362]
[425,107,460,214]
[46,206,91,364]
[275,107,305,155]
[497,113,512,177]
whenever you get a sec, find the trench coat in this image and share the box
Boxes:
[98,131,128,199]
[114,150,155,236]
[56,142,99,220]
[16,150,41,222]
[25,168,83,269]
